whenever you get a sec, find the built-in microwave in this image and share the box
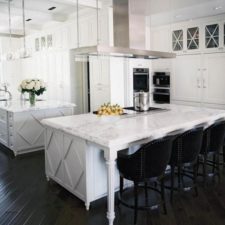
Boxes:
[133,68,149,92]
[153,72,170,87]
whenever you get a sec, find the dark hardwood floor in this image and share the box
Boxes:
[0,146,225,225]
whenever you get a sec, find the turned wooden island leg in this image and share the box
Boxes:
[104,150,117,225]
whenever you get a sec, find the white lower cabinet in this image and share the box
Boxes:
[202,53,225,105]
[171,53,225,109]
[171,55,202,103]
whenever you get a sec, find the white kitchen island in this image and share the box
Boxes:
[41,104,225,225]
[0,100,75,156]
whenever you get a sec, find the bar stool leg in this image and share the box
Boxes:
[118,176,124,206]
[212,154,216,174]
[178,166,182,191]
[216,154,221,183]
[223,146,225,167]
[160,178,167,214]
[203,154,207,187]
[144,182,148,206]
[193,164,198,197]
[134,182,138,225]
[170,166,175,203]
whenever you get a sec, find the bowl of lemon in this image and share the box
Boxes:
[94,103,125,116]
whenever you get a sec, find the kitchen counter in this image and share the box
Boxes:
[0,100,75,113]
[0,100,75,155]
[42,104,225,149]
[42,104,225,225]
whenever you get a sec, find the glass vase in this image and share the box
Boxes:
[29,92,36,106]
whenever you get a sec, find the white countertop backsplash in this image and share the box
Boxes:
[0,100,75,113]
[41,104,225,149]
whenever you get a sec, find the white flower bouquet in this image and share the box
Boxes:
[18,79,47,105]
[18,79,47,96]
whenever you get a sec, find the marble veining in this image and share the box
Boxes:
[0,100,75,113]
[41,104,225,148]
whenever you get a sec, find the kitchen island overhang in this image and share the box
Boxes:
[41,104,225,225]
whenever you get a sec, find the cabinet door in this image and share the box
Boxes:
[90,86,110,111]
[89,56,110,87]
[172,29,184,52]
[151,27,171,52]
[202,53,225,105]
[79,19,89,47]
[203,22,221,53]
[171,55,202,102]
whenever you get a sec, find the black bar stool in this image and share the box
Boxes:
[198,120,225,184]
[223,141,225,166]
[117,135,174,224]
[169,126,204,202]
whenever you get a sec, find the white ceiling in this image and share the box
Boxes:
[0,0,100,35]
[149,0,225,26]
[0,0,224,35]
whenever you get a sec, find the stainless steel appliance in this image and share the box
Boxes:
[153,72,170,104]
[153,88,170,104]
[133,91,150,111]
[73,0,176,59]
[153,72,170,87]
[133,68,149,92]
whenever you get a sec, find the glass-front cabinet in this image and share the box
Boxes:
[172,30,183,51]
[187,27,199,50]
[205,24,219,48]
[171,19,225,54]
[171,24,201,54]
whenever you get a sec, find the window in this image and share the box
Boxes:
[187,27,199,50]
[205,24,219,48]
[172,30,183,51]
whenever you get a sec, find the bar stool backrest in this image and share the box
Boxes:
[170,127,204,165]
[202,120,225,154]
[117,135,174,182]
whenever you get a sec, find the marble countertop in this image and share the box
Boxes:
[41,104,225,149]
[0,100,75,113]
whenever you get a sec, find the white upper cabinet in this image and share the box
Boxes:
[171,23,202,55]
[78,14,97,47]
[151,15,225,56]
[150,26,171,52]
[201,20,225,53]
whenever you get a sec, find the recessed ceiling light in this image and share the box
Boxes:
[214,6,222,10]
[48,6,56,11]
[26,18,32,22]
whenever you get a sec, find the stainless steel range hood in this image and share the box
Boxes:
[74,0,176,59]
